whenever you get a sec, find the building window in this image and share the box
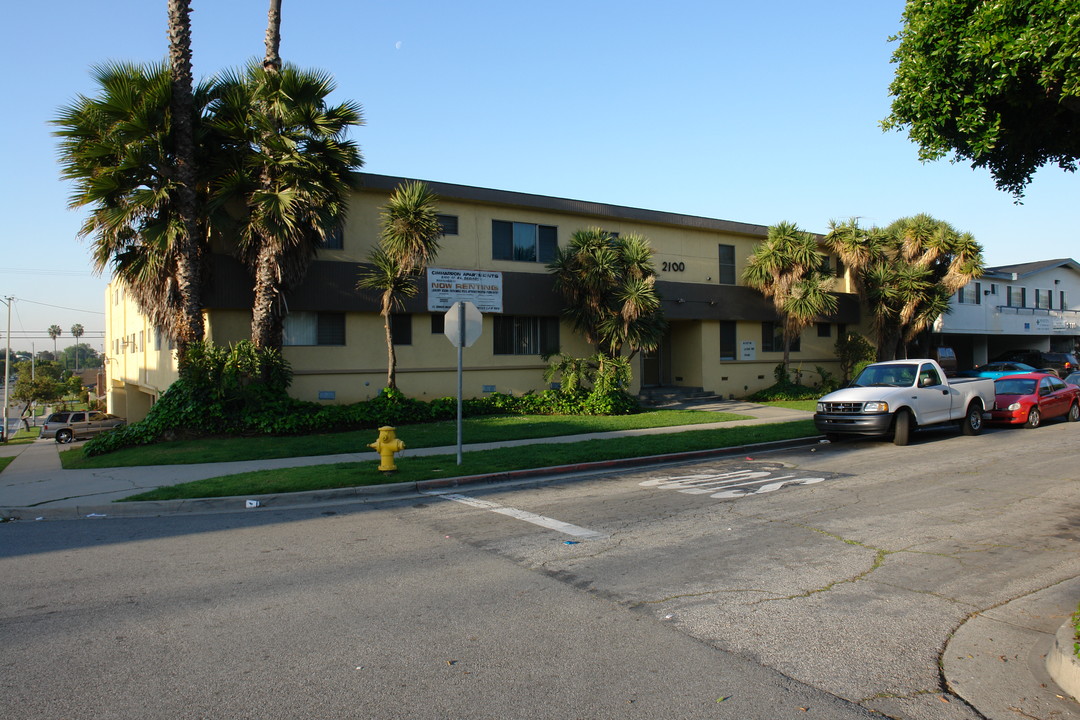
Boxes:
[817,322,831,338]
[493,316,559,355]
[283,312,346,346]
[957,283,982,304]
[492,220,557,262]
[1061,291,1068,310]
[390,313,412,345]
[431,313,445,334]
[322,225,344,250]
[1007,286,1026,307]
[437,214,459,236]
[718,244,736,284]
[719,321,736,360]
[762,322,799,353]
[834,257,845,278]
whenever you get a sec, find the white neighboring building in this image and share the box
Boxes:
[935,258,1080,367]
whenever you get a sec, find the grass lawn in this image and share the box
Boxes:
[123,419,818,501]
[759,400,818,412]
[0,457,12,473]
[60,409,754,470]
[4,428,42,446]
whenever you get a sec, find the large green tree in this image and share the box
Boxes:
[548,228,665,359]
[883,0,1080,197]
[209,61,363,351]
[743,221,838,374]
[356,182,443,390]
[824,215,984,360]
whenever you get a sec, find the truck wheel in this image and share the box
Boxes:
[1025,406,1041,429]
[893,410,912,446]
[960,401,983,436]
[1068,402,1080,423]
[55,429,73,444]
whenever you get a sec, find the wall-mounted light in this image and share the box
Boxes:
[675,298,686,304]
[1055,279,1061,285]
[984,290,991,295]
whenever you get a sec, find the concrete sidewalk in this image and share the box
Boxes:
[0,402,813,510]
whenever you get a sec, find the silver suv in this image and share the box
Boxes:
[41,411,126,444]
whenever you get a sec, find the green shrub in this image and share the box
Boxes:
[83,348,642,457]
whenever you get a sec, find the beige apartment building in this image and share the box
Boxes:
[104,173,862,421]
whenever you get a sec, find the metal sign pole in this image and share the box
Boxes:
[456,301,464,465]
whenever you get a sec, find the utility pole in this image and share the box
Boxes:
[2,296,11,442]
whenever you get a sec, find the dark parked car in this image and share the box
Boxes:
[958,361,1044,379]
[1065,371,1080,388]
[40,411,126,443]
[990,350,1080,377]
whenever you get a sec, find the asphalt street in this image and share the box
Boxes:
[2,417,1079,719]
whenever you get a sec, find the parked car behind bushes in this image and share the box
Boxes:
[40,411,126,443]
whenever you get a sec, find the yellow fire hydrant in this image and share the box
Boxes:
[368,426,405,472]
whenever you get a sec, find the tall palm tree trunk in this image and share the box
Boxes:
[251,245,284,350]
[381,294,397,390]
[264,0,283,71]
[167,0,203,354]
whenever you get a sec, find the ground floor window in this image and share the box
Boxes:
[762,321,799,352]
[390,313,412,345]
[283,312,346,346]
[493,316,559,355]
[719,321,736,360]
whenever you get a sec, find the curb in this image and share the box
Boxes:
[1047,617,1080,701]
[0,435,820,521]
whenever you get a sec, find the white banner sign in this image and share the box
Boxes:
[427,268,503,313]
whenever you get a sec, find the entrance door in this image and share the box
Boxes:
[642,347,661,387]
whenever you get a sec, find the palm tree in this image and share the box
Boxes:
[743,221,838,374]
[548,228,665,359]
[825,216,984,360]
[166,0,203,351]
[54,62,216,348]
[70,324,85,372]
[48,325,62,358]
[356,181,443,389]
[208,61,363,351]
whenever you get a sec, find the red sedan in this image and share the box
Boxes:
[989,373,1080,428]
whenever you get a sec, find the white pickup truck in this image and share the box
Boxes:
[814,359,996,446]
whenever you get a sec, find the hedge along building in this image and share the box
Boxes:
[103,173,862,421]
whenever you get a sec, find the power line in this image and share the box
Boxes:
[0,267,96,277]
[11,297,105,313]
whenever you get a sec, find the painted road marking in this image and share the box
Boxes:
[640,465,830,500]
[425,492,608,539]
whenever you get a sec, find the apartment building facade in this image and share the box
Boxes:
[104,173,862,421]
[935,258,1080,366]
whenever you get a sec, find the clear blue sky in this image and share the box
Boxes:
[2,0,1075,353]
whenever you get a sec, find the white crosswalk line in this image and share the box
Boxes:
[424,492,608,539]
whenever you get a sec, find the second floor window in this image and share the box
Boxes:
[1007,286,1026,307]
[718,244,736,284]
[492,220,557,262]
